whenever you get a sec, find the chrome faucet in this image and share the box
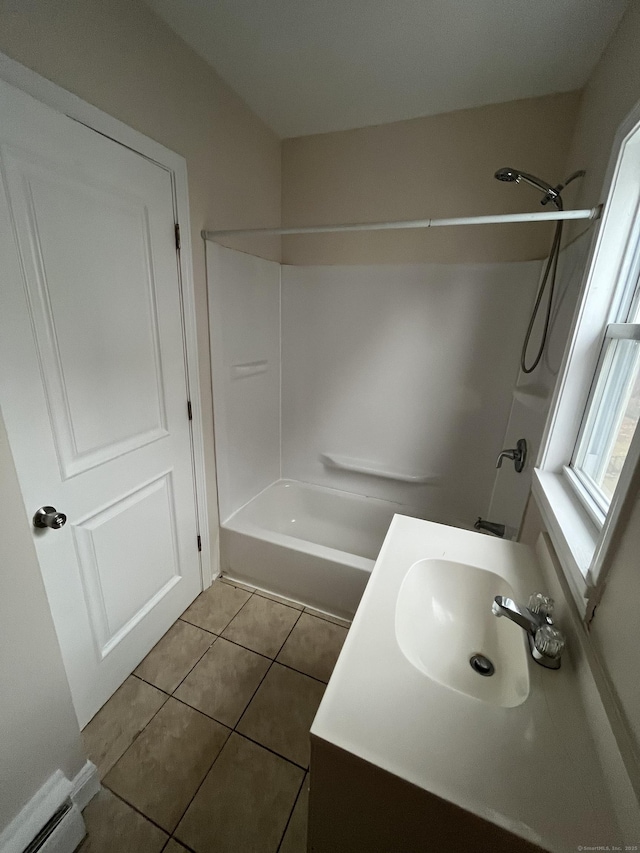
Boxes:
[492,596,541,632]
[492,593,565,669]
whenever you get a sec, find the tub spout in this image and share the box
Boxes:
[474,517,505,537]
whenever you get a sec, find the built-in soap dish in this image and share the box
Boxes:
[230,360,268,379]
[320,453,440,485]
[512,383,549,412]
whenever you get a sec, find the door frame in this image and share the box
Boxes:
[0,50,212,588]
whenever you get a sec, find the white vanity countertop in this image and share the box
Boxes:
[311,515,622,852]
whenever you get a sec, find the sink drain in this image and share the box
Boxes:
[469,653,495,677]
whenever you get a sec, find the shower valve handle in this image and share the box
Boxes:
[495,438,527,473]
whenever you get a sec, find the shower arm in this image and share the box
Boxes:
[515,172,563,209]
[521,170,586,209]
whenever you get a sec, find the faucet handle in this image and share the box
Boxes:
[495,438,527,472]
[533,624,565,661]
[528,592,554,620]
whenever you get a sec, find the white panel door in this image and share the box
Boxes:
[0,79,202,726]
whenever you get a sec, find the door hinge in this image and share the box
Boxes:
[187,400,193,420]
[197,535,202,552]
[174,223,181,251]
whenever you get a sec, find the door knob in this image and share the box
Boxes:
[33,506,67,529]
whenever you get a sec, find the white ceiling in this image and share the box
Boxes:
[144,0,629,138]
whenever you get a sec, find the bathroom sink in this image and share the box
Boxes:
[395,558,530,707]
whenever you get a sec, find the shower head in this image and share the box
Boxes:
[495,167,520,183]
[494,167,563,209]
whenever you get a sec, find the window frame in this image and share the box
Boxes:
[534,99,640,620]
[570,321,640,524]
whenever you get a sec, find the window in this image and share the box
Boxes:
[569,272,640,526]
[533,103,640,619]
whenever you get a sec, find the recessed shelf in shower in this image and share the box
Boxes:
[230,360,269,379]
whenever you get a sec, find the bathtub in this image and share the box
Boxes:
[220,479,469,620]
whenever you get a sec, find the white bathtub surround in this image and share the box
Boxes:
[488,230,594,534]
[207,243,558,612]
[208,243,547,523]
[281,260,542,519]
[207,245,281,522]
[310,516,637,851]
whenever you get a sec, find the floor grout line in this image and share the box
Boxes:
[178,614,217,635]
[273,605,304,659]
[232,729,308,772]
[182,580,349,642]
[134,625,218,698]
[169,691,247,731]
[131,672,171,697]
[205,632,275,662]
[276,770,307,853]
[167,837,198,853]
[176,617,220,643]
[102,784,173,836]
[232,606,303,735]
[167,722,233,846]
[130,681,233,735]
[142,665,318,773]
[180,588,315,667]
[100,690,234,836]
[166,729,305,851]
[159,700,306,851]
[176,618,337,685]
[106,680,172,764]
[272,659,329,685]
[123,602,307,836]
[180,584,254,637]
[219,589,257,631]
[102,669,234,836]
[169,633,219,695]
[163,841,188,852]
[88,579,342,844]
[136,615,328,697]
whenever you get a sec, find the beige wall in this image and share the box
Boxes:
[0,0,282,575]
[564,0,640,218]
[590,485,640,762]
[0,413,86,830]
[281,91,581,265]
[521,0,640,770]
[0,0,281,832]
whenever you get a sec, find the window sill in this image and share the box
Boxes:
[531,469,599,616]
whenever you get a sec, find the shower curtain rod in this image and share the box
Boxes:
[202,206,601,240]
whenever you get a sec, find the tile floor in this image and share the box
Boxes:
[79,578,349,853]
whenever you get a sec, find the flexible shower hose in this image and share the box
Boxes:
[520,219,563,374]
